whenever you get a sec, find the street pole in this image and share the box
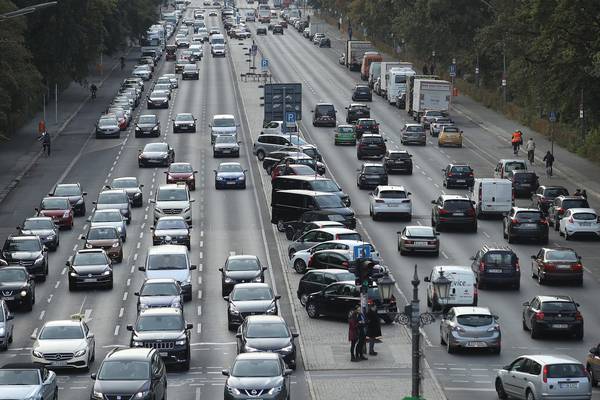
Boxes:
[282,87,289,142]
[502,44,507,106]
[410,264,421,397]
[580,88,585,140]
[54,83,58,124]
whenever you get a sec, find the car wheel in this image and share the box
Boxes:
[575,327,584,341]
[117,254,123,263]
[299,293,309,306]
[537,270,544,285]
[68,281,76,292]
[306,301,319,318]
[182,352,191,370]
[293,259,307,274]
[530,323,540,339]
[106,280,113,290]
[25,296,34,311]
[256,150,265,161]
[507,232,514,243]
[589,365,598,386]
[526,389,535,400]
[522,317,529,330]
[565,231,571,240]
[288,248,296,260]
[277,220,285,232]
[495,379,508,400]
[446,338,455,353]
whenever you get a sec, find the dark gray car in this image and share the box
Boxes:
[225,283,280,331]
[220,255,267,296]
[18,217,59,251]
[135,278,183,312]
[135,114,161,138]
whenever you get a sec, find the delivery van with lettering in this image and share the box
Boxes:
[424,265,477,311]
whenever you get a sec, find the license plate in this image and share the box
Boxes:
[159,352,168,357]
[52,361,68,367]
[552,324,568,329]
[395,161,405,164]
[387,204,397,207]
[454,212,464,216]
[226,181,236,185]
[523,223,537,228]
[456,179,466,183]
[222,150,231,153]
[521,184,530,187]
[559,383,578,389]
[412,242,428,247]
[84,278,97,282]
[488,269,503,273]
[580,222,591,226]
[557,264,571,269]
[467,341,487,347]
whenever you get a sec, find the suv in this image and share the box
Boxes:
[357,134,386,159]
[354,118,379,138]
[530,247,583,286]
[421,110,448,129]
[312,103,336,127]
[253,134,295,160]
[470,245,520,289]
[0,266,35,311]
[502,207,549,244]
[400,123,426,145]
[94,189,131,223]
[522,295,583,340]
[152,184,194,225]
[532,185,569,214]
[383,150,412,174]
[139,245,197,301]
[18,217,59,251]
[219,255,267,296]
[442,164,474,188]
[1,235,48,280]
[547,195,589,230]
[345,103,370,123]
[511,171,539,198]
[91,348,167,400]
[352,84,372,102]
[431,195,477,232]
[127,308,192,370]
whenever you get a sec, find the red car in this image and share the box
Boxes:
[36,196,74,229]
[165,162,197,190]
[271,164,317,181]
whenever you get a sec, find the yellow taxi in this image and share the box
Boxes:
[438,125,463,147]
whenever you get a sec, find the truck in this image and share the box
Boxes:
[257,4,271,22]
[345,40,376,71]
[407,78,451,120]
[373,62,411,97]
[308,22,324,39]
[385,66,416,105]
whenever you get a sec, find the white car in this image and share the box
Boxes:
[152,184,194,225]
[287,227,362,259]
[31,317,95,370]
[211,43,226,57]
[132,66,152,81]
[290,240,381,273]
[369,185,412,220]
[559,208,600,240]
[210,114,238,144]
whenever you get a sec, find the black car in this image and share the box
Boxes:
[522,295,583,340]
[2,235,48,281]
[284,210,354,239]
[511,171,539,198]
[18,217,59,251]
[470,245,520,289]
[312,103,336,127]
[220,255,267,296]
[135,114,161,138]
[356,163,387,189]
[297,269,355,306]
[306,249,353,271]
[352,84,372,102]
[318,37,331,47]
[272,175,350,206]
[0,266,35,311]
[354,118,379,138]
[532,185,569,214]
[442,164,474,188]
[547,196,589,230]
[181,64,199,80]
[110,177,144,207]
[236,315,298,369]
[262,150,302,173]
[49,183,87,216]
[172,113,197,133]
[256,26,267,35]
[67,249,113,290]
[383,150,412,174]
[224,283,280,331]
[531,247,583,286]
[503,207,549,244]
[272,24,284,34]
[151,216,191,248]
[127,308,192,370]
[91,348,167,400]
[345,103,370,123]
[431,195,477,232]
[223,353,291,400]
[138,142,175,167]
[135,278,183,312]
[357,134,386,159]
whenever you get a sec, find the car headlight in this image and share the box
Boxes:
[0,327,5,336]
[116,226,123,232]
[132,340,144,347]
[154,207,163,214]
[237,176,245,181]
[161,154,169,158]
[135,126,141,131]
[266,304,277,314]
[252,276,262,282]
[85,243,93,249]
[35,255,45,264]
[20,290,27,297]
[70,272,78,277]
[32,350,43,358]
[46,235,55,240]
[63,211,70,218]
[102,269,112,276]
[244,344,260,352]
[175,339,187,345]
[268,385,284,395]
[216,176,224,181]
[74,349,86,357]
[133,192,142,198]
[229,303,239,315]
[135,391,150,399]
[111,242,120,248]
[152,126,159,131]
[187,175,194,180]
[92,389,103,399]
[280,343,293,353]
[171,299,181,308]
[224,277,234,283]
[227,387,241,395]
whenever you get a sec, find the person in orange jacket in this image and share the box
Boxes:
[511,130,523,155]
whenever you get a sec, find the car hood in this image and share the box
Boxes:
[132,331,185,341]
[72,264,110,274]
[141,151,168,158]
[212,126,237,134]
[155,201,189,209]
[96,203,129,211]
[39,209,67,216]
[21,229,55,236]
[0,282,28,290]
[167,172,193,179]
[140,295,180,308]
[321,207,354,218]
[228,376,283,390]
[34,338,87,353]
[91,221,124,231]
[226,270,261,281]
[137,123,159,130]
[3,251,41,261]
[145,269,190,282]
[93,380,148,395]
[245,337,291,350]
[217,172,244,179]
[174,120,195,125]
[87,239,119,247]
[231,299,274,312]
[214,142,239,149]
[154,228,188,237]
[0,386,41,398]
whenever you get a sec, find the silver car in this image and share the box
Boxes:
[440,306,500,354]
[94,189,131,223]
[88,209,127,242]
[0,300,14,350]
[397,226,439,256]
[0,364,58,399]
[400,123,426,146]
[495,354,591,400]
[213,135,240,157]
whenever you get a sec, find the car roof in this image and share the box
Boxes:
[213,114,234,119]
[361,134,383,138]
[232,282,270,289]
[42,319,83,328]
[99,189,127,195]
[147,244,188,254]
[24,216,53,222]
[158,184,188,190]
[404,123,423,127]
[512,207,542,212]
[1,363,45,372]
[307,268,353,275]
[55,183,80,188]
[219,162,242,167]
[274,175,329,182]
[452,306,491,316]
[139,307,182,317]
[76,248,106,254]
[388,150,410,154]
[349,103,367,107]
[310,227,357,235]
[6,235,39,241]
[556,195,587,201]
[362,162,384,167]
[568,208,597,214]
[235,352,280,361]
[440,194,470,201]
[521,354,581,365]
[94,208,121,214]
[336,124,354,128]
[245,315,286,324]
[227,255,259,261]
[405,225,434,232]
[106,347,154,361]
[376,185,407,191]
[143,278,179,285]
[536,295,574,303]
[313,249,352,256]
[499,159,526,163]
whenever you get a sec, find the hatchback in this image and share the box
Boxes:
[220,255,267,296]
[397,226,439,256]
[438,126,463,147]
[532,185,569,214]
[357,134,387,159]
[400,123,426,145]
[345,103,370,123]
[522,295,583,340]
[503,207,548,244]
[512,171,539,198]
[224,283,280,331]
[354,118,379,138]
[559,208,600,240]
[548,196,590,230]
[431,195,477,232]
[357,163,388,189]
[440,306,500,354]
[442,164,474,188]
[287,227,361,259]
[352,84,372,102]
[334,124,356,145]
[470,245,520,289]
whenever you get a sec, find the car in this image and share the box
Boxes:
[532,185,569,214]
[522,295,583,340]
[132,65,152,80]
[253,134,297,159]
[356,163,387,189]
[531,247,583,285]
[470,244,520,289]
[224,283,280,331]
[296,269,355,305]
[312,102,336,127]
[440,306,501,354]
[0,266,35,311]
[152,83,172,99]
[442,164,474,188]
[291,240,379,274]
[356,134,387,160]
[272,175,349,205]
[90,347,167,400]
[287,227,361,259]
[220,255,267,296]
[109,177,143,207]
[559,208,600,240]
[214,162,247,189]
[495,355,591,400]
[223,353,291,400]
[95,115,121,138]
[211,43,226,56]
[162,73,179,89]
[284,214,347,241]
[127,308,192,370]
[438,125,463,147]
[135,114,161,137]
[369,185,412,220]
[352,84,372,102]
[31,317,95,370]
[261,120,299,135]
[503,207,549,244]
[175,57,191,73]
[151,215,191,248]
[420,110,448,129]
[354,118,379,138]
[397,226,439,256]
[135,278,183,312]
[317,37,331,47]
[256,26,267,35]
[2,235,48,280]
[152,184,193,225]
[80,226,123,263]
[304,248,355,271]
[494,158,528,179]
[429,117,454,136]
[17,217,59,251]
[48,183,86,216]
[312,32,325,43]
[188,44,203,60]
[208,10,217,16]
[345,103,370,123]
[138,142,175,167]
[35,196,73,229]
[146,90,169,109]
[236,315,298,369]
[181,63,199,80]
[548,196,590,230]
[94,189,131,223]
[176,38,190,48]
[383,150,412,174]
[334,124,356,145]
[88,209,127,242]
[210,114,237,144]
[139,245,196,301]
[511,171,539,197]
[165,163,197,191]
[271,164,316,181]
[272,24,284,34]
[165,44,177,60]
[172,113,197,133]
[0,300,13,350]
[106,108,128,129]
[0,363,57,399]
[66,249,113,290]
[213,135,240,157]
[431,194,477,232]
[400,123,426,145]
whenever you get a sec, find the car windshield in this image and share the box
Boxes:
[379,190,406,199]
[246,322,289,338]
[99,119,117,127]
[541,301,577,312]
[338,233,361,241]
[227,258,260,271]
[147,254,187,270]
[39,325,84,339]
[111,178,137,189]
[572,212,596,220]
[183,65,197,70]
[0,370,40,385]
[484,252,514,265]
[145,143,167,152]
[545,250,578,262]
[314,195,344,209]
[443,127,460,133]
[0,268,28,282]
[54,185,80,196]
[4,239,40,252]
[232,287,273,301]
[139,115,157,124]
[23,219,53,230]
[364,166,385,174]
[92,211,121,222]
[442,200,471,211]
[450,166,471,173]
[337,127,354,134]
[216,136,236,144]
[156,219,187,230]
[405,227,435,238]
[155,84,170,91]
[514,173,536,182]
[73,252,108,266]
[389,152,410,159]
[141,282,178,296]
[98,192,127,204]
[505,162,526,172]
[316,105,335,116]
[562,199,589,209]
[176,114,194,122]
[88,227,118,240]
[137,315,183,331]
[543,188,569,197]
[150,91,168,99]
[311,180,339,192]
[515,211,542,220]
[41,198,69,210]
[213,117,235,127]
[157,188,187,202]
[456,314,493,327]
[362,137,383,144]
[546,364,587,379]
[98,361,150,381]
[232,359,281,377]
[289,136,307,145]
[218,164,243,173]
[406,126,424,133]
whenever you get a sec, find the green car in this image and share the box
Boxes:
[334,124,356,145]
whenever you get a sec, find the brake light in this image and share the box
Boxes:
[427,241,437,245]
[515,260,520,272]
[341,261,349,268]
[542,262,555,272]
[511,219,520,225]
[468,172,474,177]
[535,311,545,320]
[447,172,454,176]
[467,208,475,216]
[404,240,414,244]
[439,209,450,215]
[479,262,485,272]
[539,218,547,224]
[543,365,548,383]
[575,311,583,321]
[572,263,583,272]
[557,207,564,215]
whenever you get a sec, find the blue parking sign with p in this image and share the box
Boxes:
[261,58,269,70]
[286,112,296,124]
[354,245,371,260]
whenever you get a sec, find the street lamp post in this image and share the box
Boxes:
[431,50,436,74]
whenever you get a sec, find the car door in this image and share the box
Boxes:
[524,297,540,330]
[296,231,320,252]
[440,309,455,341]
[319,283,342,316]
[531,249,544,277]
[337,284,360,317]
[82,322,94,356]
[311,252,330,269]
[511,359,534,398]
[503,357,530,397]
[41,367,55,400]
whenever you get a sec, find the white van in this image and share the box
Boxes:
[209,33,225,46]
[471,178,513,218]
[425,266,476,311]
[493,159,527,179]
[386,67,416,105]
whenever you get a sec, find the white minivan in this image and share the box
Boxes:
[471,178,513,218]
[425,265,477,311]
[493,159,527,179]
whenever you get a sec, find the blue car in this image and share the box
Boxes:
[214,162,247,189]
[0,363,58,399]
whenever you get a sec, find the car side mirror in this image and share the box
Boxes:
[292,332,299,338]
[126,324,133,331]
[221,369,230,376]
[275,295,281,300]
[138,266,146,271]
[423,277,430,282]
[469,256,476,260]
[82,192,87,196]
[190,264,197,270]
[262,266,268,271]
[30,333,37,340]
[65,261,71,267]
[223,296,229,301]
[186,323,193,330]
[235,332,242,338]
[91,373,97,380]
[430,200,436,204]
[530,255,536,260]
[590,347,599,355]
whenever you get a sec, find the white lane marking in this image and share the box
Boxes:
[197,323,202,335]
[130,265,135,274]
[72,244,78,252]
[195,387,201,400]
[31,328,38,338]
[84,309,92,322]
[119,308,124,318]
[47,294,53,303]
[126,279,131,287]
[54,281,60,289]
[198,276,202,285]
[139,232,144,239]
[199,241,204,247]
[133,253,138,261]
[39,310,45,320]
[199,263,203,272]
[482,231,490,238]
[83,224,88,230]
[141,223,146,229]
[61,267,66,275]
[441,250,449,259]
[197,290,202,299]
[200,230,204,237]
[122,292,128,301]
[199,251,203,259]
[434,183,439,188]
[137,242,141,249]
[197,306,202,316]
[114,325,120,336]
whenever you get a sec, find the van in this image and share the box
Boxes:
[271,190,355,230]
[471,178,513,218]
[272,176,350,206]
[424,266,477,311]
[494,159,527,179]
[312,103,336,127]
[209,33,225,46]
[361,52,383,81]
[368,62,381,89]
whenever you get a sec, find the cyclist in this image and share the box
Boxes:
[511,130,523,155]
[90,83,97,99]
[543,150,554,177]
[525,137,536,164]
[38,130,51,156]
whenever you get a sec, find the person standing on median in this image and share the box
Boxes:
[348,306,359,362]
[366,301,382,356]
[356,308,368,361]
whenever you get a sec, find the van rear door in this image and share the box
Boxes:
[481,180,512,213]
[448,271,475,305]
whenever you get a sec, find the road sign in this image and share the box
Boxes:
[449,64,456,78]
[263,83,302,123]
[353,244,371,260]
[261,58,269,71]
[549,111,557,123]
[285,112,296,125]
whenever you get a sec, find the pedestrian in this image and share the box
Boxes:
[337,17,341,31]
[429,64,435,75]
[422,64,429,75]
[366,302,382,356]
[543,150,554,177]
[90,83,98,99]
[38,130,51,156]
[348,306,359,362]
[356,308,368,360]
[574,188,587,199]
[525,137,536,164]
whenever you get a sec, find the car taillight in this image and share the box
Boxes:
[557,207,564,215]
[438,209,450,215]
[542,262,555,272]
[468,172,474,177]
[375,199,385,203]
[515,260,520,272]
[307,256,313,267]
[568,217,574,223]
[539,218,547,224]
[447,172,454,176]
[404,240,414,244]
[479,262,485,272]
[511,218,520,225]
[427,241,437,245]
[575,311,583,321]
[341,261,349,268]
[543,365,548,383]
[572,263,583,272]
[535,311,545,320]
[467,208,475,216]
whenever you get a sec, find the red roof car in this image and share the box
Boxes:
[165,162,197,190]
[36,197,73,229]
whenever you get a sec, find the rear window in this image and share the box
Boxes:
[456,314,493,327]
[379,191,406,199]
[562,199,589,209]
[515,211,542,220]
[543,188,569,197]
[362,137,384,144]
[484,252,514,265]
[572,212,596,220]
[545,249,578,262]
[546,364,587,379]
[316,105,334,115]
[442,200,472,211]
[450,166,471,173]
[540,301,577,312]
[514,173,536,182]
[389,152,410,159]
[364,166,385,174]
[337,233,361,241]
[406,126,424,133]
[505,162,526,172]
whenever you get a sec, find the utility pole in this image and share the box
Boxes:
[502,44,507,106]
[580,88,585,140]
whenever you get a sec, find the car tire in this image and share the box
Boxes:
[106,280,113,290]
[68,281,76,291]
[306,301,319,318]
[117,254,123,263]
[277,220,285,232]
[589,365,598,386]
[507,232,514,244]
[526,389,535,400]
[182,352,191,370]
[522,317,529,331]
[293,259,307,274]
[25,296,34,311]
[299,293,309,307]
[530,323,540,339]
[256,150,265,161]
[537,270,544,285]
[575,328,584,341]
[446,338,455,353]
[495,379,508,400]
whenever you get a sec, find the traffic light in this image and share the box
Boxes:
[359,260,375,288]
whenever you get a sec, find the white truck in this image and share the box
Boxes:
[408,79,451,120]
[386,67,416,106]
[374,62,410,97]
[308,22,324,39]
[345,40,375,71]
